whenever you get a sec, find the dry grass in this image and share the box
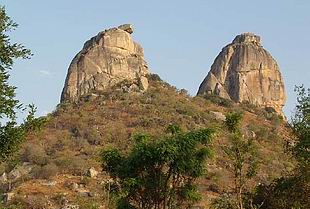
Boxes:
[2,76,295,208]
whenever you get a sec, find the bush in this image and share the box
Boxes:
[251,175,310,209]
[32,163,58,179]
[247,124,269,141]
[83,128,102,145]
[147,73,162,82]
[74,197,100,209]
[21,144,48,166]
[0,202,24,209]
[203,94,233,108]
[54,155,88,175]
[211,194,237,209]
[22,195,47,209]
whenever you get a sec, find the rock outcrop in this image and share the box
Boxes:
[61,24,149,102]
[197,33,286,114]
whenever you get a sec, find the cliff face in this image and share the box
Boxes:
[197,33,286,114]
[61,24,149,102]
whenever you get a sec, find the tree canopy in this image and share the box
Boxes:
[0,6,32,161]
[251,86,310,209]
[102,125,214,209]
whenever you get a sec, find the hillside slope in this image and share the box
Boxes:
[0,75,295,208]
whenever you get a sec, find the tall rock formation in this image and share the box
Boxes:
[61,24,149,102]
[197,33,286,114]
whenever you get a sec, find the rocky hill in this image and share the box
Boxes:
[198,33,286,115]
[0,26,295,209]
[61,24,149,103]
[0,76,294,208]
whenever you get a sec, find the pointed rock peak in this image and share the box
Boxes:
[198,33,286,116]
[61,24,149,103]
[232,32,261,46]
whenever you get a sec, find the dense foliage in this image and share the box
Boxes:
[250,86,310,209]
[102,125,214,209]
[292,86,310,168]
[0,6,33,161]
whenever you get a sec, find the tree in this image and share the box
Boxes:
[251,86,310,209]
[292,85,310,169]
[221,112,259,209]
[102,125,214,209]
[0,6,32,161]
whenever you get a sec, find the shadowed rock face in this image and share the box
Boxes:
[197,33,286,115]
[61,24,149,102]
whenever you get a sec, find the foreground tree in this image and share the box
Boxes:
[292,85,310,170]
[0,6,33,161]
[252,86,310,209]
[213,112,259,209]
[102,125,214,209]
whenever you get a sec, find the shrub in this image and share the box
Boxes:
[147,73,162,82]
[0,201,24,209]
[203,94,233,108]
[32,163,58,179]
[74,197,100,209]
[211,194,237,209]
[83,128,102,145]
[21,144,48,166]
[54,155,88,175]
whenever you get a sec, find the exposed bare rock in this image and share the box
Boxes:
[61,24,149,102]
[8,163,33,181]
[0,172,7,184]
[3,192,15,203]
[61,205,80,209]
[87,167,98,178]
[118,24,134,34]
[40,180,57,186]
[197,33,286,115]
[209,111,226,121]
[76,188,91,197]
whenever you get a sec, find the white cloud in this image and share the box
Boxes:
[39,70,53,76]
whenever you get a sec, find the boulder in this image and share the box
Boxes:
[8,163,33,181]
[118,24,134,34]
[0,172,7,184]
[61,24,149,102]
[70,182,79,190]
[76,188,91,197]
[87,167,98,178]
[3,192,15,203]
[198,33,286,115]
[139,76,149,91]
[61,205,80,209]
[209,111,226,121]
[40,180,57,186]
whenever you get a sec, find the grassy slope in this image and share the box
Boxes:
[1,76,295,208]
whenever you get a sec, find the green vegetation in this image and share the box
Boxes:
[203,94,233,108]
[0,5,305,209]
[212,112,259,209]
[250,86,310,209]
[102,125,214,209]
[292,86,310,168]
[0,6,35,162]
[0,76,294,208]
[0,67,294,209]
[225,112,259,209]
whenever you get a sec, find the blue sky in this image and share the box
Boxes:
[2,0,310,118]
